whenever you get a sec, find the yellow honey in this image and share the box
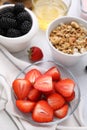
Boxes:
[32,0,68,30]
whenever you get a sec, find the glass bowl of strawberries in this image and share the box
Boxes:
[12,60,80,126]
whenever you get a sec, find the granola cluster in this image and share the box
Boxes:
[49,21,87,55]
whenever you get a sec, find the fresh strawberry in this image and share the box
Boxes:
[54,104,69,119]
[45,66,60,81]
[16,100,36,113]
[53,81,58,89]
[43,89,55,98]
[47,93,65,110]
[28,46,43,62]
[42,81,56,97]
[55,78,75,97]
[32,100,53,123]
[28,88,41,101]
[12,79,32,99]
[65,91,75,102]
[25,68,42,84]
[34,75,53,92]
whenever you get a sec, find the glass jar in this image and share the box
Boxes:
[80,0,87,20]
[32,0,72,30]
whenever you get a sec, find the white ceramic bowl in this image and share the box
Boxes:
[46,16,87,66]
[0,4,38,53]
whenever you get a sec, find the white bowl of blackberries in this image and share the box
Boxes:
[0,3,38,53]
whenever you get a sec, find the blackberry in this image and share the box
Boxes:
[0,17,17,29]
[7,28,21,37]
[0,7,14,15]
[0,7,14,19]
[20,20,32,34]
[85,66,87,72]
[0,3,32,38]
[1,12,14,19]
[16,11,32,24]
[14,3,24,14]
[0,28,5,35]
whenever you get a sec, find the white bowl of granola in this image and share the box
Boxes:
[46,16,87,66]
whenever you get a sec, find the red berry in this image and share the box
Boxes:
[32,100,53,122]
[54,104,69,119]
[28,46,43,62]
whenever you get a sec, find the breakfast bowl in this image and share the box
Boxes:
[11,60,80,127]
[46,16,87,66]
[0,3,38,53]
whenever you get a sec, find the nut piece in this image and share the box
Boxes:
[71,21,79,28]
